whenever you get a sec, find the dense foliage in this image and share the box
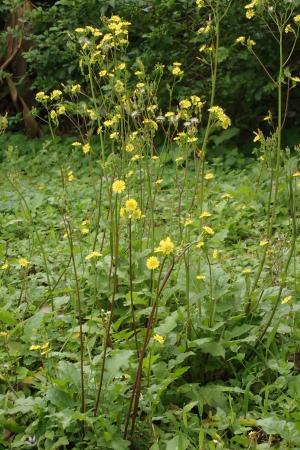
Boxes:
[1,0,300,144]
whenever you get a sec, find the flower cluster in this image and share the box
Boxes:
[208,106,231,129]
[120,198,143,220]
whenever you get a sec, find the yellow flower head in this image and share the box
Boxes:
[146,256,160,270]
[179,99,192,109]
[204,172,214,181]
[155,236,175,255]
[153,334,165,344]
[112,179,126,194]
[67,170,74,182]
[196,240,204,249]
[292,171,300,177]
[82,143,90,154]
[242,268,252,275]
[50,89,62,100]
[196,274,206,281]
[203,226,214,236]
[125,198,138,212]
[294,14,300,24]
[85,251,102,260]
[171,65,184,77]
[200,211,212,219]
[282,295,292,305]
[246,9,255,19]
[18,258,30,268]
[236,36,246,44]
[1,262,9,270]
[259,239,269,247]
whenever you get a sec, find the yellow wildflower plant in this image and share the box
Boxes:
[146,256,160,270]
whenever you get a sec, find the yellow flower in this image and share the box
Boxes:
[153,334,165,344]
[203,226,214,236]
[58,105,66,115]
[282,295,292,305]
[131,208,142,220]
[112,179,126,194]
[125,198,138,211]
[18,258,30,268]
[221,193,233,199]
[212,249,219,259]
[155,237,175,255]
[72,141,81,147]
[294,14,300,24]
[151,156,159,160]
[196,0,204,7]
[246,9,255,19]
[155,179,163,186]
[143,119,158,130]
[200,211,211,218]
[67,170,74,182]
[82,143,90,154]
[171,66,184,77]
[50,89,62,100]
[285,24,293,34]
[1,262,9,270]
[196,240,204,249]
[236,36,246,44]
[259,239,269,247]
[204,172,214,181]
[0,331,9,337]
[242,268,252,275]
[184,218,193,227]
[291,76,300,83]
[175,157,184,163]
[146,256,160,270]
[179,99,191,109]
[85,251,103,260]
[81,227,89,235]
[253,131,261,142]
[30,344,42,350]
[125,142,134,153]
[50,110,57,120]
[71,84,81,94]
[292,171,300,177]
[208,106,231,129]
[35,91,49,102]
[196,274,206,281]
[263,111,272,122]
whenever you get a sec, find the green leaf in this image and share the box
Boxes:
[166,433,190,450]
[190,338,225,358]
[0,308,16,325]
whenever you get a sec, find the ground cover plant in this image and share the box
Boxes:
[1,1,300,449]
